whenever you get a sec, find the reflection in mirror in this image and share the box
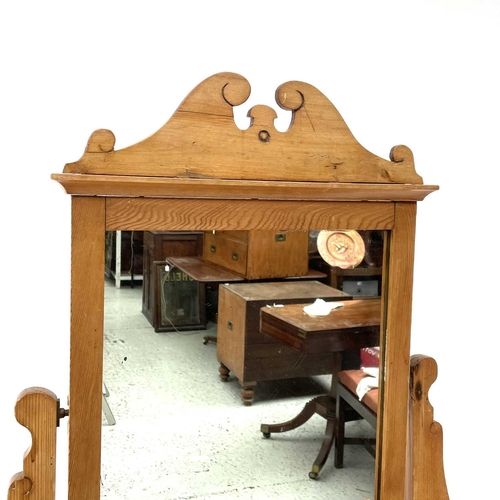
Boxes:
[101,229,384,499]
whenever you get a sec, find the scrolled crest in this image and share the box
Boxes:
[85,129,116,153]
[62,72,424,185]
[275,82,304,111]
[390,145,415,165]
[221,75,251,107]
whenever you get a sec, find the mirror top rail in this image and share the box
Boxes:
[52,174,438,200]
[52,72,438,201]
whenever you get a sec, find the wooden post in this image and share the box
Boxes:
[410,354,449,500]
[68,196,105,500]
[376,202,417,499]
[7,388,58,500]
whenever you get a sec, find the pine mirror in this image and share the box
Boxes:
[45,72,438,499]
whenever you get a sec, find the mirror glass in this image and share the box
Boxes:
[100,229,384,499]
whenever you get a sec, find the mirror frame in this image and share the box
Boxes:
[52,72,438,499]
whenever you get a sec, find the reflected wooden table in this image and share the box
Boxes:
[259,298,380,479]
[166,256,327,346]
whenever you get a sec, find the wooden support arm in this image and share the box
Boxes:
[409,354,450,500]
[7,388,58,500]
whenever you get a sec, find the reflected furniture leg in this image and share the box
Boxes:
[218,363,256,405]
[309,415,337,479]
[261,395,333,436]
[334,371,378,468]
[102,382,116,426]
[259,352,362,478]
[240,381,256,406]
[203,335,217,345]
[261,394,337,479]
[218,362,230,382]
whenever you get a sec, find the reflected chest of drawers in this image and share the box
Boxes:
[202,230,310,280]
[216,280,350,405]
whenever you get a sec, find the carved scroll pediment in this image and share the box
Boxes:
[64,72,422,184]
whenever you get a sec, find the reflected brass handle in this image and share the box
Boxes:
[211,245,216,253]
[227,321,233,331]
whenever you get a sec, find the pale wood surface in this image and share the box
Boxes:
[376,202,417,499]
[8,388,58,500]
[51,174,438,201]
[62,72,424,185]
[203,230,309,280]
[49,72,447,499]
[68,197,105,500]
[247,231,309,279]
[410,355,450,500]
[105,198,395,232]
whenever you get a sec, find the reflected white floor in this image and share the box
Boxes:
[101,279,375,500]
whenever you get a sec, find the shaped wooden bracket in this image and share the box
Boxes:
[409,354,450,500]
[7,388,58,500]
[62,72,423,185]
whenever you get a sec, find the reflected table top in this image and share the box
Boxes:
[260,298,381,354]
[166,256,326,283]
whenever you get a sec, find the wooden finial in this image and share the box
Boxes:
[410,354,450,500]
[7,388,58,500]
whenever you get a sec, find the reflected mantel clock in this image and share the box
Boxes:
[7,72,448,500]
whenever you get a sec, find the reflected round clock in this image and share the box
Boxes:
[317,230,366,269]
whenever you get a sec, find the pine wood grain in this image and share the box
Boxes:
[48,72,448,499]
[51,174,438,201]
[8,388,58,500]
[410,355,449,500]
[68,197,105,500]
[105,198,395,232]
[376,202,417,499]
[62,73,423,185]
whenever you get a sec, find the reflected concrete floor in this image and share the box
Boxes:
[101,279,375,500]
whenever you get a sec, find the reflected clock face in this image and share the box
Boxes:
[317,230,366,269]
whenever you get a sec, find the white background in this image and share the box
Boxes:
[1,1,499,499]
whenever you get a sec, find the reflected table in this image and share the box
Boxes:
[259,298,380,479]
[165,256,327,346]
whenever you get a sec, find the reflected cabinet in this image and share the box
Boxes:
[6,72,449,500]
[141,231,205,331]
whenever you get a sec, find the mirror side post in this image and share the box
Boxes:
[68,196,106,500]
[376,202,417,499]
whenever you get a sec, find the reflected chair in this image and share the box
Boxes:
[335,370,378,468]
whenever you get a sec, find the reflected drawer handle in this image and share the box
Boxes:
[232,253,239,261]
[275,233,286,242]
[227,321,233,331]
[211,245,216,253]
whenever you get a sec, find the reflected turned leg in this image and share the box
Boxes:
[218,363,230,382]
[239,381,256,406]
